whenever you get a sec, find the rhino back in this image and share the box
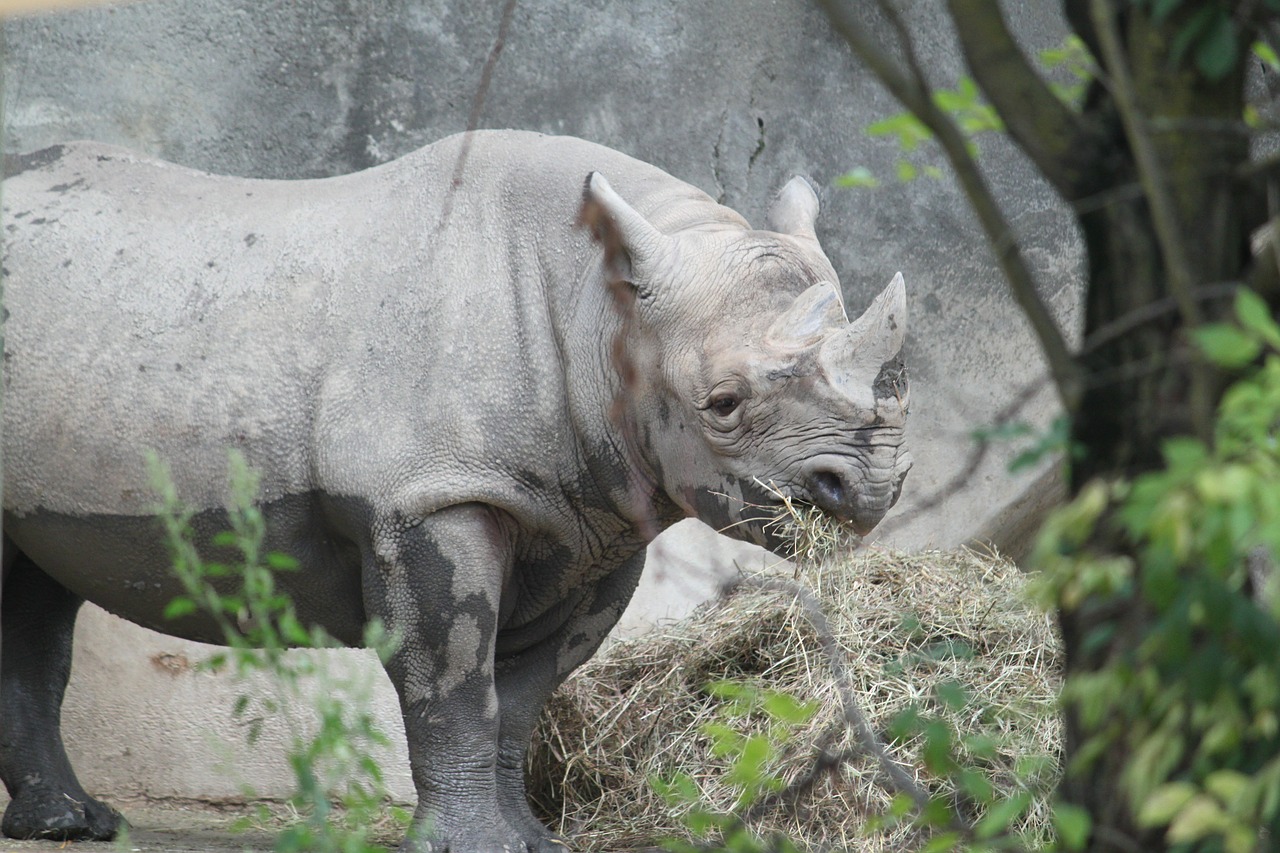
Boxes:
[1,130,722,528]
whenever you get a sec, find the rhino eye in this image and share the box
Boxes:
[709,393,741,417]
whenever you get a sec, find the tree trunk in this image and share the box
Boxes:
[1059,4,1252,849]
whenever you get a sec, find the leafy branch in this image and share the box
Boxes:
[815,0,1084,413]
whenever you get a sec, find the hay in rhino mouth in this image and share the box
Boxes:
[715,479,865,562]
[755,479,866,565]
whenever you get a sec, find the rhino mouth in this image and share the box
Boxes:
[755,487,866,560]
[720,479,866,560]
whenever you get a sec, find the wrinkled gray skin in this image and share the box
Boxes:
[0,130,910,851]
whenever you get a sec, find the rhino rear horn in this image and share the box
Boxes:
[766,176,819,241]
[820,272,907,399]
[584,172,673,291]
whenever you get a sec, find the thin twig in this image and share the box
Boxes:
[1078,282,1241,357]
[815,0,1083,413]
[878,372,1051,536]
[731,576,940,817]
[728,575,1024,848]
[430,0,518,242]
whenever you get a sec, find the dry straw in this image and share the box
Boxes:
[527,539,1062,851]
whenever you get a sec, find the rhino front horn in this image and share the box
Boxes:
[819,272,907,399]
[584,172,673,287]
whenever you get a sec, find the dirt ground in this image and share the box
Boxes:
[0,799,280,853]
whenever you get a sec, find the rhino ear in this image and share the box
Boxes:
[584,172,672,290]
[766,281,848,347]
[820,272,907,400]
[766,176,819,240]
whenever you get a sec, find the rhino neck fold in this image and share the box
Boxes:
[557,261,682,542]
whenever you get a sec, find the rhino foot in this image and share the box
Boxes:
[397,823,570,853]
[1,786,124,841]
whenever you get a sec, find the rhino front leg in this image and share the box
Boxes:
[493,551,647,850]
[364,504,525,853]
[0,546,123,841]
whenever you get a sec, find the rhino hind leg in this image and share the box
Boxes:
[0,544,124,841]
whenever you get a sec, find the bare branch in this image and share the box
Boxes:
[730,576,941,820]
[430,0,519,241]
[947,0,1106,199]
[877,372,1051,538]
[816,0,1084,412]
[728,576,1019,848]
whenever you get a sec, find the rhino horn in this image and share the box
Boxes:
[766,281,848,347]
[819,272,907,399]
[585,172,672,287]
[766,176,819,241]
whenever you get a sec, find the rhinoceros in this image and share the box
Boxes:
[0,130,910,851]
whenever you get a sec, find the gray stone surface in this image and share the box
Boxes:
[3,0,1081,806]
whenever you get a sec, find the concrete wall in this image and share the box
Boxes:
[4,0,1081,803]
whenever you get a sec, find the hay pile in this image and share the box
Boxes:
[527,549,1062,851]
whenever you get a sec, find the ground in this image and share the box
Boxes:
[0,797,278,853]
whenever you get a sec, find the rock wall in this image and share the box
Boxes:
[4,0,1080,803]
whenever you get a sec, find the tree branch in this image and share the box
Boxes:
[816,0,1084,412]
[947,0,1106,200]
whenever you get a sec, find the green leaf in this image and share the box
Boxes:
[266,551,300,571]
[1053,802,1092,851]
[955,768,995,804]
[896,160,918,182]
[1171,6,1218,67]
[1204,769,1250,809]
[1235,288,1280,349]
[1137,781,1197,827]
[866,113,932,152]
[728,734,774,788]
[1196,11,1239,81]
[1194,323,1262,368]
[935,680,969,712]
[974,791,1031,839]
[1166,794,1229,843]
[920,832,962,853]
[1152,0,1184,22]
[834,167,880,189]
[163,597,198,620]
[1255,40,1280,71]
[702,721,743,758]
[760,690,818,724]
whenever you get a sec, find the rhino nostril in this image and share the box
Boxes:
[809,469,846,511]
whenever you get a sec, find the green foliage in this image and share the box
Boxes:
[859,78,994,187]
[840,36,1092,192]
[655,670,1070,852]
[150,451,402,853]
[1034,287,1280,850]
[971,414,1081,476]
[1139,0,1280,81]
[654,680,817,853]
[1038,36,1093,107]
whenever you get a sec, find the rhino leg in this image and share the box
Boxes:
[492,551,646,851]
[0,545,124,841]
[363,503,527,853]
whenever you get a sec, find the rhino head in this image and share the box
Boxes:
[586,172,911,553]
